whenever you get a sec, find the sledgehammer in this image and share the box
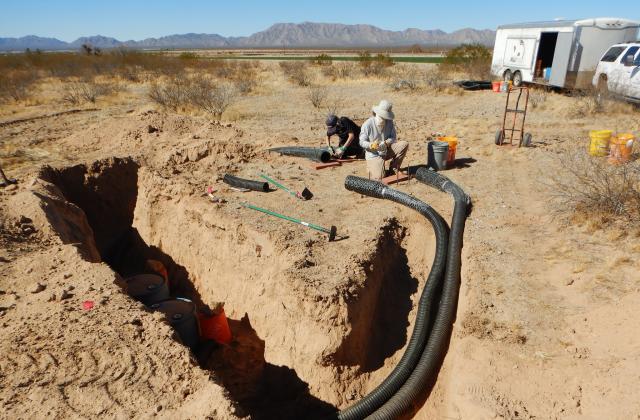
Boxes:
[260,174,313,200]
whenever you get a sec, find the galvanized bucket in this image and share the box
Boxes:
[427,141,449,171]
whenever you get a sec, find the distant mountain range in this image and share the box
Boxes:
[0,22,495,51]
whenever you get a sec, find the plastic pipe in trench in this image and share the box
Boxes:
[335,170,470,420]
[336,175,449,419]
[367,169,470,419]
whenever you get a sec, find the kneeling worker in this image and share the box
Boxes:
[325,114,363,159]
[359,100,409,180]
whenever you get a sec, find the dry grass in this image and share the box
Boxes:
[552,149,640,227]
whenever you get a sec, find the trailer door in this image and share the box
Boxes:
[549,32,573,87]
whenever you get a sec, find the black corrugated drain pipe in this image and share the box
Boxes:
[222,174,270,192]
[268,146,332,163]
[364,169,470,419]
[334,175,450,419]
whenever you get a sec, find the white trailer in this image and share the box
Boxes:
[491,18,639,89]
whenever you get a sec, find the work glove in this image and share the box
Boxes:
[370,141,379,151]
[334,146,345,158]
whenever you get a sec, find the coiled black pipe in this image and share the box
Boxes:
[222,174,269,192]
[269,146,331,163]
[366,168,470,419]
[337,175,449,420]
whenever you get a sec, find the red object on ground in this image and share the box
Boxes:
[82,300,95,311]
[310,161,342,170]
[492,81,502,92]
[382,172,409,185]
[199,309,232,344]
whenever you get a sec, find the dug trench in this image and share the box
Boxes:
[37,156,429,418]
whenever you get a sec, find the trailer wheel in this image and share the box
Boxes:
[503,70,512,82]
[513,71,523,87]
[495,129,505,145]
[522,133,532,147]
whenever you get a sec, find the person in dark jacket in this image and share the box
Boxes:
[325,114,363,158]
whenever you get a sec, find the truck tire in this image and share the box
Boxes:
[513,71,523,87]
[503,70,512,82]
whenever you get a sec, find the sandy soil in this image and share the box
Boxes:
[1,62,639,419]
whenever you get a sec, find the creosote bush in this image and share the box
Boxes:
[279,61,311,86]
[358,51,394,77]
[440,43,492,80]
[0,71,36,103]
[551,149,640,227]
[307,85,328,108]
[148,75,237,118]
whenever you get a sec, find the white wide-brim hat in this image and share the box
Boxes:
[372,99,395,120]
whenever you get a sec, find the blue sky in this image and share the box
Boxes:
[1,0,639,41]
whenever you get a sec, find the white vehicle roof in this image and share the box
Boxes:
[498,17,639,30]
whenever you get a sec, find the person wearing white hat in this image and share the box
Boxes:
[359,99,409,180]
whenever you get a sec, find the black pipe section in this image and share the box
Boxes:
[269,146,332,163]
[336,175,449,420]
[366,168,470,419]
[222,174,269,192]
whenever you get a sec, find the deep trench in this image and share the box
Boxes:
[39,158,334,419]
[40,158,422,419]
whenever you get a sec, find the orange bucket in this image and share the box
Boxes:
[437,136,458,165]
[199,306,232,344]
[608,133,635,164]
[492,81,501,92]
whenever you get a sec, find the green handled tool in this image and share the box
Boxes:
[260,174,313,200]
[241,202,336,241]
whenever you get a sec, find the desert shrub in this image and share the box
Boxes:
[390,79,417,91]
[440,43,492,79]
[62,80,119,104]
[188,78,237,118]
[279,61,311,86]
[307,85,328,108]
[179,52,199,60]
[552,149,640,226]
[229,61,259,93]
[321,62,355,80]
[422,69,448,91]
[566,94,602,118]
[529,90,549,109]
[0,71,36,103]
[148,75,191,110]
[358,51,394,77]
[311,54,332,66]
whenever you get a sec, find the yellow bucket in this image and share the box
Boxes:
[608,133,635,164]
[588,130,612,157]
[436,136,458,165]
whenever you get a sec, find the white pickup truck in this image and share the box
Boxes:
[593,42,640,103]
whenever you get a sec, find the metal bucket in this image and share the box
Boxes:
[150,298,200,349]
[125,273,170,305]
[427,141,449,171]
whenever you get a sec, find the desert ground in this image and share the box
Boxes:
[1,58,639,419]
